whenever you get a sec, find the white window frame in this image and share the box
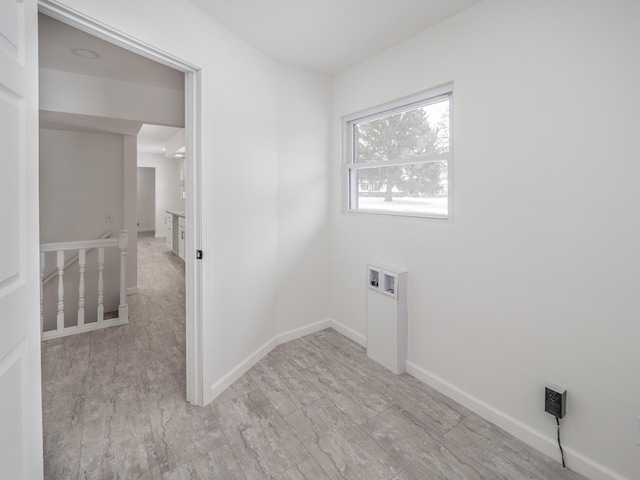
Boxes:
[343,83,453,220]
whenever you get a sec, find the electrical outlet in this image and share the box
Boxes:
[545,384,566,419]
[105,213,113,223]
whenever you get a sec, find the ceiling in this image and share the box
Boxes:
[38,1,482,145]
[39,13,184,91]
[39,14,184,152]
[185,0,483,75]
[39,110,143,135]
[138,125,183,155]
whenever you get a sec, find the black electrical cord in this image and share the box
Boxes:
[556,416,566,468]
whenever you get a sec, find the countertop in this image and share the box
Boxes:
[166,210,185,218]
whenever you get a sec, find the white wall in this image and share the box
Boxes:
[276,64,331,334]
[39,68,184,127]
[39,129,124,325]
[137,167,155,232]
[137,152,184,237]
[123,135,137,291]
[330,1,640,479]
[40,129,124,242]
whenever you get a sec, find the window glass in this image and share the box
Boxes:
[345,89,451,219]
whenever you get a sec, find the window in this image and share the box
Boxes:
[344,85,452,219]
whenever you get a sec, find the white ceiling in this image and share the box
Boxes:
[39,14,184,152]
[185,0,483,75]
[138,125,183,155]
[39,13,184,91]
[39,111,143,136]
[39,1,482,147]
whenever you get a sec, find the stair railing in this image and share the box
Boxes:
[41,231,112,287]
[39,230,129,340]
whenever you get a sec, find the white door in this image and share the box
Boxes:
[0,0,44,478]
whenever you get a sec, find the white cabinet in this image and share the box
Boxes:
[178,215,185,260]
[165,212,174,250]
[366,264,407,374]
[165,211,185,261]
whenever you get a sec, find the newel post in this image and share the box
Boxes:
[118,229,129,322]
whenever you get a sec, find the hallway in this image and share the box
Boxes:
[42,235,186,478]
[42,237,587,479]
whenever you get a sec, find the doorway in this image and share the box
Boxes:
[38,0,202,405]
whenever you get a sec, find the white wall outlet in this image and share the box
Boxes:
[105,213,113,223]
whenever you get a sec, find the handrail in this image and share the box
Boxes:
[41,231,112,286]
[40,230,128,340]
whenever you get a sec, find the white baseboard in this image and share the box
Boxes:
[209,318,333,402]
[209,336,278,401]
[154,233,167,239]
[126,287,139,295]
[137,228,155,233]
[41,316,128,341]
[277,318,331,345]
[406,361,628,480]
[329,318,366,347]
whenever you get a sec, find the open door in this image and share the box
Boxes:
[0,0,44,478]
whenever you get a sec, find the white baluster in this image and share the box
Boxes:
[40,252,45,334]
[78,248,86,328]
[56,250,64,333]
[97,247,104,322]
[118,230,128,322]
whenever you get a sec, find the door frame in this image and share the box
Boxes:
[38,0,205,405]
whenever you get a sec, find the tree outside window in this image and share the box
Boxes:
[345,88,452,219]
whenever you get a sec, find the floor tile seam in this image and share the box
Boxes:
[164,445,250,480]
[40,418,82,437]
[84,374,148,396]
[42,383,88,399]
[155,443,213,477]
[356,418,435,480]
[320,356,402,404]
[75,404,89,480]
[358,403,473,469]
[440,417,463,437]
[80,411,156,451]
[280,400,340,480]
[387,403,467,448]
[42,420,84,479]
[350,406,406,462]
[148,422,173,474]
[42,376,90,390]
[209,403,253,480]
[252,362,324,399]
[272,398,313,420]
[332,370,397,413]
[304,360,397,418]
[442,422,547,480]
[294,361,326,380]
[221,385,264,406]
[330,411,406,480]
[446,415,519,452]
[395,398,467,437]
[395,469,419,480]
[292,427,351,480]
[309,394,380,432]
[398,391,473,424]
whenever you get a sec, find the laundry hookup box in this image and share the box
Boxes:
[366,264,407,374]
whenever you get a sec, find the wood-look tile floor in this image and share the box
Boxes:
[42,236,588,480]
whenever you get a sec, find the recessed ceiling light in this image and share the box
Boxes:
[72,48,99,59]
